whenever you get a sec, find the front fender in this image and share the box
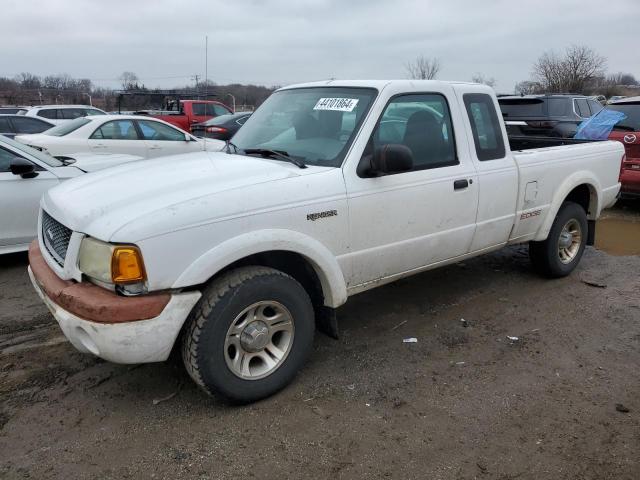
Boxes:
[172,229,348,308]
[534,171,600,241]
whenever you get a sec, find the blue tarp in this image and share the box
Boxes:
[574,109,627,140]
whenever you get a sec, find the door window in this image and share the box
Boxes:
[84,109,105,116]
[213,104,231,116]
[588,99,603,115]
[0,146,22,172]
[575,99,591,118]
[90,120,138,140]
[37,109,59,119]
[192,103,231,116]
[371,94,457,172]
[463,93,506,161]
[137,120,186,141]
[0,118,11,133]
[61,108,86,119]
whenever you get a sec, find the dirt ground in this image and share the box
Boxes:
[1,203,639,480]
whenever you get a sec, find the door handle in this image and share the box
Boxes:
[453,179,469,190]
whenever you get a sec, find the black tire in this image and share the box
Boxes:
[181,266,314,403]
[529,201,588,278]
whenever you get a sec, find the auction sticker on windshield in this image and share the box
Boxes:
[313,98,359,112]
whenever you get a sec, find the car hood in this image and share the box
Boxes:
[42,151,332,242]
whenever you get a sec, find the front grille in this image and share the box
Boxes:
[41,210,72,266]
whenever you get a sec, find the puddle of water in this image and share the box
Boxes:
[595,216,640,256]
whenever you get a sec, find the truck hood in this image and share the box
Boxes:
[43,151,332,241]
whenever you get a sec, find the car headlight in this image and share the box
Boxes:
[78,237,146,285]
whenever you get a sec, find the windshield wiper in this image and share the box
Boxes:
[225,140,241,154]
[243,148,307,169]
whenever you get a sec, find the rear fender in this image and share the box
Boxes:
[534,172,600,242]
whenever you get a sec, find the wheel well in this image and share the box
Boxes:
[217,250,325,308]
[565,184,596,217]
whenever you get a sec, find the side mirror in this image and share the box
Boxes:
[184,133,192,142]
[359,144,413,177]
[10,157,38,178]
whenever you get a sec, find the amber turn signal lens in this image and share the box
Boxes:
[111,247,146,283]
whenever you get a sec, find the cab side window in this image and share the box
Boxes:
[371,94,458,172]
[213,104,231,116]
[463,93,506,161]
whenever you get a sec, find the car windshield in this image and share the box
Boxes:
[45,117,92,136]
[231,87,377,167]
[606,104,640,131]
[1,135,63,167]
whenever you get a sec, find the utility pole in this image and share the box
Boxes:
[192,74,200,92]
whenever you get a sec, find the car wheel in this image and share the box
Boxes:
[181,266,315,403]
[529,201,588,278]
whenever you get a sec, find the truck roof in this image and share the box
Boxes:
[279,79,487,91]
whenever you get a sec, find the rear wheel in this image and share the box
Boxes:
[181,266,314,403]
[529,201,588,277]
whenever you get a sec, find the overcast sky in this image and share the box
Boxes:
[3,0,639,93]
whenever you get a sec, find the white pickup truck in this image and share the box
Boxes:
[28,80,623,403]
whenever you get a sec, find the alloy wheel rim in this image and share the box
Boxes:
[224,301,294,380]
[557,219,582,264]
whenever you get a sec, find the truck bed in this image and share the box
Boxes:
[508,135,596,151]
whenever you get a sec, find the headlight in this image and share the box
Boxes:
[78,237,146,285]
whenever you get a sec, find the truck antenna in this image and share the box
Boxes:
[204,35,208,151]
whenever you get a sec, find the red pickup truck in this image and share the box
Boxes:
[136,100,233,132]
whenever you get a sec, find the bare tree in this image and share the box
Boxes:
[514,80,542,95]
[15,72,41,89]
[120,71,139,90]
[471,73,496,88]
[532,45,606,93]
[405,56,441,80]
[607,72,638,86]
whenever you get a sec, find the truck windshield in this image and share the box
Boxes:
[231,87,377,167]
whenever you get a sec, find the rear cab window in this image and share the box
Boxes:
[463,93,506,161]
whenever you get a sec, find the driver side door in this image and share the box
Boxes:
[343,92,479,289]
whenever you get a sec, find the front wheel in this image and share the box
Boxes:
[181,266,315,403]
[529,201,588,278]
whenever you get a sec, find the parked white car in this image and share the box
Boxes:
[15,115,224,158]
[0,135,142,254]
[29,80,623,403]
[23,105,107,125]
